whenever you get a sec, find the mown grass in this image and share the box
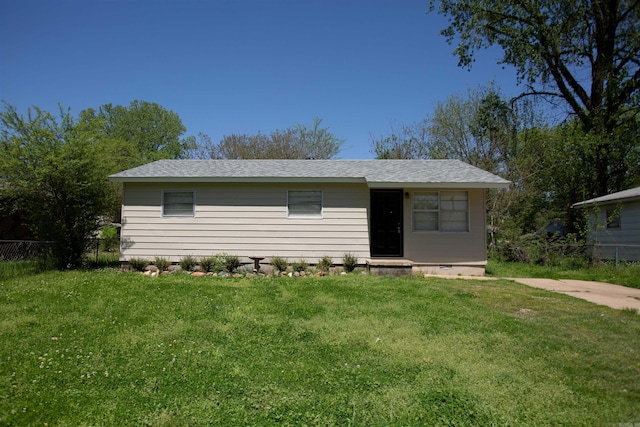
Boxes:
[0,260,49,281]
[487,258,640,289]
[1,271,639,426]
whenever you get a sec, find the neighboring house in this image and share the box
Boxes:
[572,186,640,262]
[109,159,510,275]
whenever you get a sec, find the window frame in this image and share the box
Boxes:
[412,190,469,232]
[287,190,323,219]
[162,190,195,217]
[412,191,439,231]
[606,208,621,229]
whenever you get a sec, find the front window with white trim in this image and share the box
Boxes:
[162,191,195,217]
[413,191,468,232]
[288,190,322,219]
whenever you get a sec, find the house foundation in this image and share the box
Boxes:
[366,259,486,276]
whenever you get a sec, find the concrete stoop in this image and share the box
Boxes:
[365,259,414,276]
[366,259,486,277]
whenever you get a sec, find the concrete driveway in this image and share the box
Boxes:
[426,274,640,313]
[509,278,640,313]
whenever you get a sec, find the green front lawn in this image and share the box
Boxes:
[487,259,640,289]
[1,271,638,426]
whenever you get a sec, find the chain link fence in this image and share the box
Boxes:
[1,239,121,265]
[591,244,640,264]
[0,240,54,262]
[491,239,640,266]
[86,238,121,265]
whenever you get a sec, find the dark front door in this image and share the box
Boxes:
[370,189,403,257]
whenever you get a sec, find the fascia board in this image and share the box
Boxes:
[572,196,640,208]
[366,182,511,189]
[109,176,367,184]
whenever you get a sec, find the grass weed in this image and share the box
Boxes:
[0,260,48,281]
[0,272,638,425]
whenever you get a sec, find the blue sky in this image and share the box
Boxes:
[0,0,523,159]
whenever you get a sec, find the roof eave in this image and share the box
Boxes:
[572,195,640,208]
[367,181,511,189]
[109,175,511,189]
[108,176,367,184]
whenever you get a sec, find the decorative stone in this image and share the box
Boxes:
[167,265,182,272]
[145,265,159,273]
[191,272,206,277]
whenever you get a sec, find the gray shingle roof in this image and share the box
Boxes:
[109,159,511,188]
[572,186,640,207]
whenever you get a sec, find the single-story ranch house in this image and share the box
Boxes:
[109,159,510,275]
[572,186,640,262]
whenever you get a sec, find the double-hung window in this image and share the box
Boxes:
[288,190,322,219]
[163,191,195,217]
[606,208,620,229]
[413,191,468,232]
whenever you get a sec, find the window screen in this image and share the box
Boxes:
[413,192,439,231]
[163,191,194,217]
[288,190,322,218]
[440,191,469,232]
[412,191,468,232]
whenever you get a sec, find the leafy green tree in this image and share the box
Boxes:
[189,118,344,159]
[79,100,194,221]
[371,84,517,174]
[81,100,192,169]
[0,103,115,269]
[427,86,517,174]
[370,121,430,160]
[430,0,640,196]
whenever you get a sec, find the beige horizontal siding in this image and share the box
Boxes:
[122,229,368,238]
[120,182,491,266]
[121,182,370,263]
[403,188,487,264]
[123,210,367,219]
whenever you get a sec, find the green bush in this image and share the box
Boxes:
[270,256,288,273]
[128,257,149,272]
[494,234,587,266]
[213,254,228,272]
[317,255,333,273]
[99,226,119,252]
[199,256,214,273]
[179,255,198,272]
[342,253,358,273]
[153,256,171,272]
[292,259,309,273]
[99,225,118,239]
[225,254,242,272]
